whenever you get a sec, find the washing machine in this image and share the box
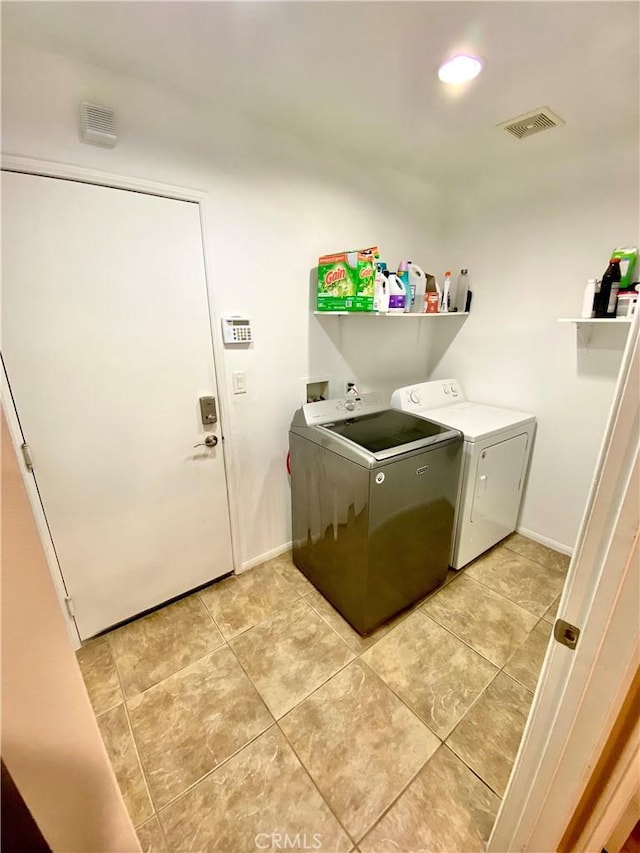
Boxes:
[289,392,463,634]
[391,379,536,569]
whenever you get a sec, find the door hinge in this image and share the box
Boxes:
[20,442,34,471]
[64,596,76,618]
[554,618,580,650]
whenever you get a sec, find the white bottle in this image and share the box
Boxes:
[373,269,390,313]
[456,269,470,313]
[408,263,427,313]
[581,278,598,318]
[440,271,451,313]
[386,273,407,313]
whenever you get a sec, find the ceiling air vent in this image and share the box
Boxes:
[80,102,118,148]
[498,107,565,140]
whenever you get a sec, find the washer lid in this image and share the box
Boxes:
[420,402,535,441]
[320,409,459,458]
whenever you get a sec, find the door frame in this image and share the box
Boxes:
[488,308,639,850]
[1,155,242,648]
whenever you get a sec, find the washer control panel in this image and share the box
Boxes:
[302,392,385,425]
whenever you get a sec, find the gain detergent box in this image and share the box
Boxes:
[317,247,378,312]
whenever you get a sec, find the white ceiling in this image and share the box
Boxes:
[2,1,639,183]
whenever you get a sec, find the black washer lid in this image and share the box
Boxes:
[324,409,453,453]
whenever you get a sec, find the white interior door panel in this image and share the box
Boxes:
[471,432,529,531]
[2,171,233,638]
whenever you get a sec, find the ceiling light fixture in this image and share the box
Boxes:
[437,54,484,84]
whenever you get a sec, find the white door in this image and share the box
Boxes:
[2,171,233,639]
[469,432,529,541]
[471,433,529,523]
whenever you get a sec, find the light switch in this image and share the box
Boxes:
[232,371,247,394]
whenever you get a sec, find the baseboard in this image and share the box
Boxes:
[517,526,574,556]
[239,541,293,573]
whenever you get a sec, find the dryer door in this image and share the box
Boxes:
[470,433,529,535]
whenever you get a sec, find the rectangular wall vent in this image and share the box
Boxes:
[498,107,565,140]
[80,102,118,148]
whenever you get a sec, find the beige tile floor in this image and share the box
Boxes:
[77,534,569,852]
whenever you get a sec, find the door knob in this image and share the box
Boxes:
[194,435,218,448]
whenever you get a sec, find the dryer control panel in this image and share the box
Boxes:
[390,379,466,412]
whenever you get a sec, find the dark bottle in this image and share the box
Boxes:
[596,259,621,318]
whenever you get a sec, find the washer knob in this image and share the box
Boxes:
[409,390,421,405]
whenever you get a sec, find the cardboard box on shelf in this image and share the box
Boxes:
[316,247,378,312]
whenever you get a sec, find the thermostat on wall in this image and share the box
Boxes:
[221,316,253,345]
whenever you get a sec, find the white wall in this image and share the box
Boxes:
[3,36,637,566]
[1,40,443,567]
[427,142,639,550]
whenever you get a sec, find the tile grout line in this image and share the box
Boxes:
[102,593,228,699]
[302,594,390,658]
[284,596,515,812]
[107,593,279,837]
[108,635,227,704]
[496,614,550,694]
[442,664,520,752]
[442,667,537,802]
[232,636,440,848]
[361,651,502,752]
[194,589,227,636]
[96,541,563,849]
[197,559,311,643]
[104,562,356,836]
[501,539,571,573]
[271,654,357,721]
[108,616,277,842]
[327,658,500,846]
[151,722,281,819]
[232,606,359,722]
[421,604,535,672]
[445,712,524,803]
[115,561,318,701]
[438,565,552,788]
[356,653,445,740]
[344,655,502,849]
[354,741,481,848]
[128,579,319,824]
[435,565,548,618]
[274,653,450,849]
[421,586,553,678]
[103,634,165,845]
[357,581,546,849]
[458,564,559,621]
[142,618,356,839]
[443,741,506,801]
[275,718,358,849]
[416,607,505,671]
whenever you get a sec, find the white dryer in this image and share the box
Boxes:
[390,379,536,569]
